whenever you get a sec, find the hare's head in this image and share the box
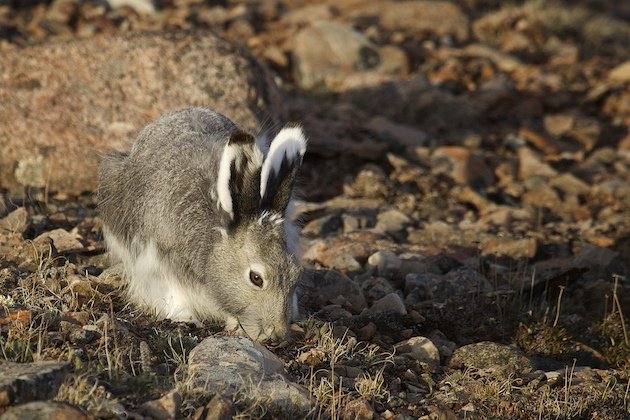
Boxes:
[209,126,306,342]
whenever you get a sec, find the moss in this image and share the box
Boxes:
[514,321,572,357]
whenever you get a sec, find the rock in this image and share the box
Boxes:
[462,44,522,72]
[342,398,375,420]
[431,146,495,187]
[367,251,401,277]
[202,394,233,420]
[302,240,367,273]
[356,322,377,341]
[316,305,353,321]
[449,342,534,377]
[350,1,469,42]
[140,389,182,420]
[428,330,457,359]
[347,165,391,199]
[373,209,411,236]
[0,32,280,194]
[544,114,575,137]
[481,236,537,259]
[107,0,155,14]
[518,147,558,179]
[0,401,86,420]
[366,293,407,316]
[366,116,428,149]
[282,4,333,26]
[292,20,407,91]
[302,215,343,236]
[342,210,377,233]
[0,361,70,407]
[33,229,82,253]
[609,61,630,82]
[395,336,440,364]
[300,269,367,313]
[0,208,29,236]
[186,337,311,416]
[361,277,396,304]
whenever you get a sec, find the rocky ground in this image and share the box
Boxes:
[1,0,630,418]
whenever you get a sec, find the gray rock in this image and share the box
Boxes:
[449,342,534,377]
[33,229,82,253]
[366,292,407,316]
[361,277,396,304]
[395,336,440,364]
[316,304,353,321]
[373,209,411,236]
[186,337,311,416]
[347,165,391,199]
[0,401,86,420]
[300,269,367,313]
[0,208,29,236]
[292,20,407,92]
[367,251,402,277]
[0,32,280,194]
[348,0,470,42]
[428,330,457,359]
[0,361,70,407]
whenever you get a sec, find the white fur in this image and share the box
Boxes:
[217,144,237,218]
[260,126,306,199]
[104,229,225,324]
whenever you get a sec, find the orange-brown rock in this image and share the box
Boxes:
[0,31,281,195]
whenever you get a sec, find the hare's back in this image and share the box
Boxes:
[130,108,237,158]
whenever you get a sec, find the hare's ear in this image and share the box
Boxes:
[260,125,307,213]
[217,129,263,222]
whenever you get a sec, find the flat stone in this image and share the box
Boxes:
[366,292,407,316]
[140,389,181,420]
[0,361,70,407]
[349,0,470,42]
[0,401,86,420]
[609,60,630,82]
[186,337,311,416]
[449,342,534,377]
[480,236,537,259]
[373,209,411,235]
[33,229,82,253]
[395,336,440,364]
[518,147,558,179]
[0,208,29,236]
[292,20,407,92]
[0,32,280,194]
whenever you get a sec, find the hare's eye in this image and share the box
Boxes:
[249,271,264,288]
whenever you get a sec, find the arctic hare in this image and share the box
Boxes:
[98,108,306,342]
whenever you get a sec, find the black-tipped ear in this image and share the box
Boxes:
[217,129,263,223]
[259,125,307,213]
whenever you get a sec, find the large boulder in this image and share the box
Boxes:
[0,31,281,195]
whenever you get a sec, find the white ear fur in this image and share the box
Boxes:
[217,139,263,219]
[260,126,307,199]
[217,144,237,218]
